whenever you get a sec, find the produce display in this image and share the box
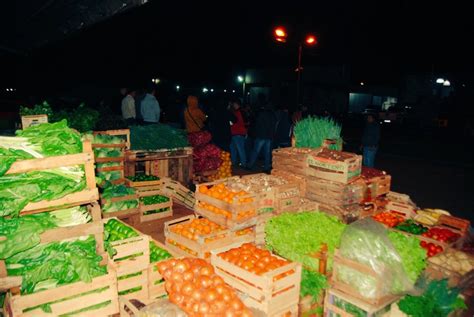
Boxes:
[50,103,100,132]
[157,257,252,316]
[422,227,460,244]
[414,208,450,226]
[429,248,474,275]
[140,194,171,215]
[20,101,54,117]
[0,121,86,217]
[397,279,467,317]
[421,241,444,257]
[0,206,91,258]
[372,211,405,227]
[193,142,222,173]
[265,212,346,270]
[293,116,342,150]
[187,131,212,147]
[218,243,292,278]
[337,219,427,298]
[198,183,255,219]
[395,219,428,235]
[150,241,173,263]
[130,124,189,150]
[88,133,126,145]
[101,184,138,213]
[6,235,106,295]
[300,269,328,304]
[209,151,232,180]
[169,218,226,241]
[127,174,160,182]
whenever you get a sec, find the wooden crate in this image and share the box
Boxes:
[361,167,391,199]
[20,114,48,129]
[272,169,307,197]
[96,162,126,185]
[101,193,140,220]
[0,202,106,279]
[161,178,195,209]
[324,287,397,317]
[119,297,187,317]
[331,250,399,306]
[125,177,165,188]
[384,201,417,219]
[305,176,366,207]
[318,203,363,224]
[125,148,193,186]
[147,238,179,300]
[193,169,219,184]
[211,242,302,316]
[138,190,173,222]
[3,266,119,317]
[5,140,98,215]
[93,129,131,149]
[386,192,416,208]
[104,218,150,301]
[272,147,313,177]
[306,148,362,184]
[164,215,254,260]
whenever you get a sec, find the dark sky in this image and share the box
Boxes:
[3,0,473,90]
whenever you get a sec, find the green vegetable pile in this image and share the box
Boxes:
[101,185,138,213]
[395,219,428,235]
[50,103,100,133]
[89,134,126,145]
[265,212,346,270]
[0,121,86,217]
[140,194,171,216]
[20,101,54,117]
[294,116,342,150]
[300,269,328,304]
[130,124,189,150]
[337,219,427,298]
[397,279,467,317]
[127,174,160,182]
[6,235,106,295]
[150,241,172,263]
[94,148,122,158]
[0,207,91,259]
[332,294,390,317]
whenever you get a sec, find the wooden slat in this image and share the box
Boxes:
[6,152,91,174]
[21,188,99,214]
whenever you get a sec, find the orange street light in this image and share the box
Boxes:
[305,34,317,45]
[274,26,288,43]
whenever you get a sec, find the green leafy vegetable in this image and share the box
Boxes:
[20,101,54,116]
[130,124,189,150]
[265,212,346,270]
[50,103,100,133]
[127,174,160,181]
[294,116,342,150]
[101,184,138,213]
[398,279,467,317]
[300,269,328,303]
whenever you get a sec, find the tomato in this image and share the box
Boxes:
[436,246,443,253]
[420,241,427,247]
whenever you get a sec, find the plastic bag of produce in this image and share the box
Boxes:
[194,157,222,172]
[193,143,221,159]
[188,131,212,147]
[337,218,417,299]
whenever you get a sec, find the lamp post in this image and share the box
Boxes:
[237,75,245,100]
[273,26,317,108]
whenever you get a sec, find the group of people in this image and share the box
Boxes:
[120,86,161,125]
[119,87,381,170]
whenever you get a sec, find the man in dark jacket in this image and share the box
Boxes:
[247,105,277,172]
[361,114,380,167]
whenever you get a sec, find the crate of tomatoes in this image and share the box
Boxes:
[211,242,302,316]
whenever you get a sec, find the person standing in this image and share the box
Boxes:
[274,105,291,148]
[247,104,277,172]
[229,99,247,168]
[121,88,136,125]
[184,95,206,133]
[361,113,380,167]
[141,85,161,124]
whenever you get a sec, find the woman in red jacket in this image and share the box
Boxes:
[230,99,247,168]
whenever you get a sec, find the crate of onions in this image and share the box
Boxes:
[211,242,302,316]
[156,257,253,316]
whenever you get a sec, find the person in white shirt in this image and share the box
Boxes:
[140,85,161,124]
[121,88,136,125]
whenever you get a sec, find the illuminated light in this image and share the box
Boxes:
[237,76,244,82]
[247,92,250,95]
[224,89,227,92]
[274,27,286,37]
[232,90,235,93]
[443,80,451,87]
[305,35,317,45]
[176,85,180,90]
[202,88,208,93]
[436,78,445,84]
[210,89,214,92]
[360,82,365,86]
[384,120,391,123]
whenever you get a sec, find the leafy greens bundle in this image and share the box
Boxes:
[294,116,342,150]
[130,124,189,150]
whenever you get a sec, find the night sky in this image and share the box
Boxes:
[2,1,473,90]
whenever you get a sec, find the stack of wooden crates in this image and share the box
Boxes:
[1,140,120,317]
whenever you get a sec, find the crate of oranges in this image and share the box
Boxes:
[195,177,261,228]
[164,215,254,260]
[211,242,302,316]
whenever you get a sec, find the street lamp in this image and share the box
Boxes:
[436,78,445,84]
[237,75,245,99]
[443,80,451,87]
[176,85,180,91]
[202,87,208,93]
[274,26,318,107]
